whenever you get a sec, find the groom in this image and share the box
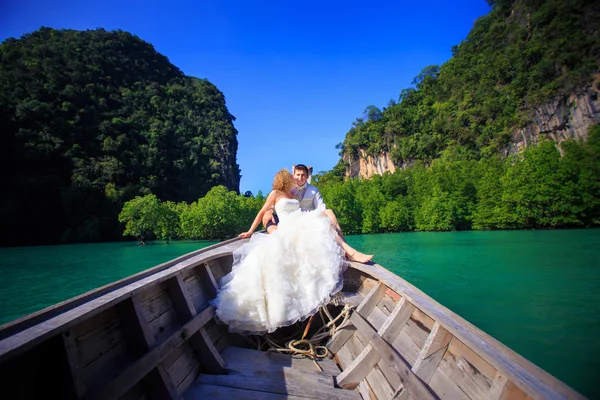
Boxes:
[263,164,343,236]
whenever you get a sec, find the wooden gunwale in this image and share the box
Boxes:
[347,260,584,400]
[0,239,244,364]
[0,236,243,340]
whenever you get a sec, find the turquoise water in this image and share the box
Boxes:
[0,240,217,324]
[346,230,600,399]
[1,230,599,397]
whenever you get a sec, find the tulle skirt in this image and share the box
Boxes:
[210,207,346,334]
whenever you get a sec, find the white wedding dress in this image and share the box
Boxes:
[210,198,346,334]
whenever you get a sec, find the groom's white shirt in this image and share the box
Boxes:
[294,183,325,211]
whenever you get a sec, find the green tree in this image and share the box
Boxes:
[118,194,163,244]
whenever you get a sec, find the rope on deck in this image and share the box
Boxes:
[247,296,355,371]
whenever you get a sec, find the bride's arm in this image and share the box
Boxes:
[239,191,277,238]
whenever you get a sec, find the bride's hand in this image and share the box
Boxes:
[238,231,253,239]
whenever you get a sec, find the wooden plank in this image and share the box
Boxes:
[168,275,197,321]
[127,296,180,399]
[343,332,395,400]
[148,308,181,344]
[488,371,509,400]
[365,365,396,400]
[62,328,88,397]
[377,294,397,316]
[222,346,340,376]
[87,306,215,400]
[140,286,176,323]
[328,281,387,353]
[447,338,498,381]
[168,344,198,386]
[334,344,353,370]
[206,259,226,287]
[196,369,361,400]
[337,297,415,390]
[428,369,469,400]
[155,365,181,400]
[411,322,452,383]
[193,327,227,373]
[349,312,436,400]
[496,380,533,400]
[391,330,420,366]
[183,383,315,400]
[366,306,387,331]
[131,295,156,346]
[404,316,433,349]
[167,274,226,374]
[177,360,201,396]
[202,263,220,294]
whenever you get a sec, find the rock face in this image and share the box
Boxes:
[505,87,600,155]
[344,149,396,179]
[344,86,599,178]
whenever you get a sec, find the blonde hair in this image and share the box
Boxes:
[272,169,294,192]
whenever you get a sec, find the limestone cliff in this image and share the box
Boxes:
[505,86,600,155]
[344,86,599,178]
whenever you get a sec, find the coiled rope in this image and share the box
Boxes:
[247,295,355,371]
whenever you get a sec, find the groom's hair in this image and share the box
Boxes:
[293,164,310,176]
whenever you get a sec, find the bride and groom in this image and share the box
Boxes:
[210,165,373,334]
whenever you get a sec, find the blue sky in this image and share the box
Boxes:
[1,0,491,195]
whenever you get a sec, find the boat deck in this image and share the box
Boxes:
[184,346,362,399]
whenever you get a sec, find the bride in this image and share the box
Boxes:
[210,169,374,334]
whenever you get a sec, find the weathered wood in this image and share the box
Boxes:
[366,305,387,331]
[177,360,201,395]
[222,346,340,376]
[87,306,215,400]
[495,379,533,400]
[62,327,88,397]
[155,365,182,400]
[347,261,585,400]
[148,308,181,344]
[411,322,452,383]
[195,369,361,400]
[343,331,395,400]
[391,330,421,366]
[437,338,496,400]
[167,344,199,389]
[333,292,365,308]
[337,297,416,390]
[202,263,220,294]
[488,371,509,400]
[349,312,437,400]
[429,369,470,400]
[167,274,226,374]
[183,383,319,400]
[377,294,397,316]
[131,295,156,346]
[327,281,387,353]
[168,275,198,320]
[206,259,226,287]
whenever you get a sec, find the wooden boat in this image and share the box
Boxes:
[0,237,585,400]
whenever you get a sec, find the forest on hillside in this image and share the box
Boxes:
[0,28,240,246]
[335,0,599,167]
